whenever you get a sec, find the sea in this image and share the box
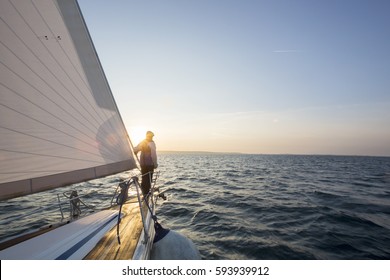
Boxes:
[1,153,390,260]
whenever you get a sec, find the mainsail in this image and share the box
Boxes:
[0,0,137,201]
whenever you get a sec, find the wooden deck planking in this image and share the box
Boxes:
[84,198,146,260]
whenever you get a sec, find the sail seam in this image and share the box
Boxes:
[6,1,103,134]
[1,1,128,157]
[51,0,131,153]
[0,106,117,162]
[0,18,103,145]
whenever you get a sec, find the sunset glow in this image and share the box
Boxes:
[79,0,390,156]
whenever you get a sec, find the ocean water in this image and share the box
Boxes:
[1,153,390,260]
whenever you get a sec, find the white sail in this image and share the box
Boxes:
[0,0,137,200]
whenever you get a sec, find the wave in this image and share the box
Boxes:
[1,154,390,259]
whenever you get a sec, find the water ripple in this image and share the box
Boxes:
[1,154,390,260]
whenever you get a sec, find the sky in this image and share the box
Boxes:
[78,0,390,156]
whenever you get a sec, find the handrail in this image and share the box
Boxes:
[133,176,149,243]
[133,171,160,244]
[0,190,98,226]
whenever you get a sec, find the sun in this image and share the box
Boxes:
[129,126,148,146]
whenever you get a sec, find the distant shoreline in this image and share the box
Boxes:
[157,151,390,158]
[158,150,243,155]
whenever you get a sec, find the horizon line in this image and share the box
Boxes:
[157,150,390,158]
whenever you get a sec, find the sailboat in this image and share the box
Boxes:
[0,0,199,260]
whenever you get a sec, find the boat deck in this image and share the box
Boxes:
[84,197,147,260]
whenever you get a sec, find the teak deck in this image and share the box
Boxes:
[84,197,146,260]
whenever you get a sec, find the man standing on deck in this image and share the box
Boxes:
[134,131,158,196]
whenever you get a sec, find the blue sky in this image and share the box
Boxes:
[78,0,390,156]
